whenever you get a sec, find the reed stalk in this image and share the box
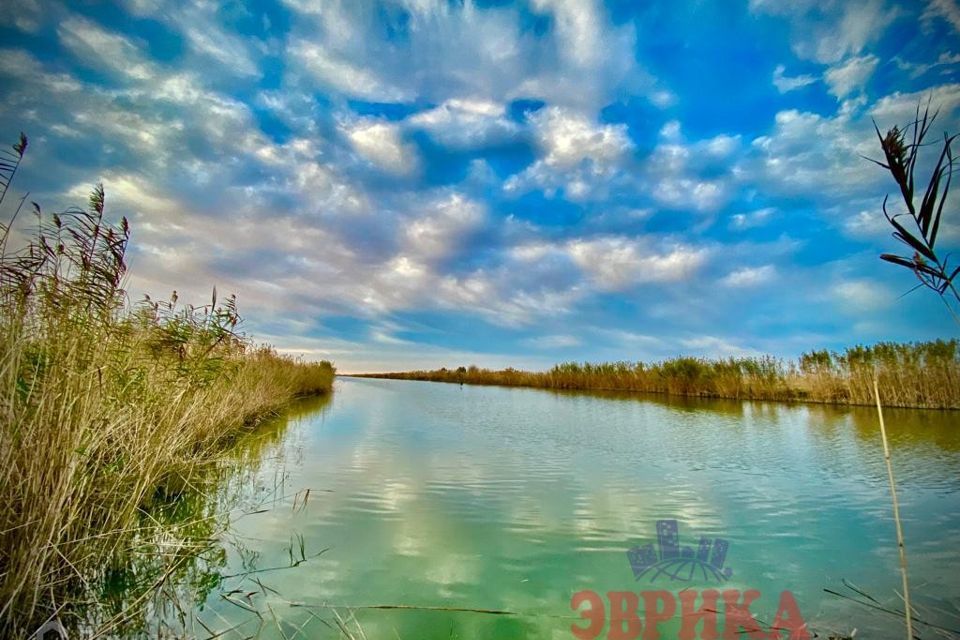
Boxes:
[0,134,336,636]
[873,377,913,640]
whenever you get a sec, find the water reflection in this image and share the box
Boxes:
[81,394,331,638]
[114,379,960,639]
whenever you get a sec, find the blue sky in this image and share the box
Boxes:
[1,0,958,372]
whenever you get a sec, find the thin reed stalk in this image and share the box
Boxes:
[873,378,913,640]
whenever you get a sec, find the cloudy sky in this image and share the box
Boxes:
[1,0,958,372]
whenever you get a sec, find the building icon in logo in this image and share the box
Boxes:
[30,619,68,639]
[627,519,733,583]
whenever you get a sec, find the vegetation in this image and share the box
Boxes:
[871,103,959,323]
[358,340,960,409]
[363,104,960,414]
[0,135,335,636]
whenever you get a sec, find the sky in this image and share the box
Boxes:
[0,0,959,373]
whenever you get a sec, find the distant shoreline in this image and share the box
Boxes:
[346,340,960,411]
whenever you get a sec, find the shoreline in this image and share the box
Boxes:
[346,373,959,411]
[345,343,960,411]
[348,373,960,412]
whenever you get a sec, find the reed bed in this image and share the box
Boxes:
[359,341,960,409]
[0,137,334,636]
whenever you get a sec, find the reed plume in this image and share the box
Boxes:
[0,134,335,636]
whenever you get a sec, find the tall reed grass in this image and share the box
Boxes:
[0,135,334,636]
[360,341,960,409]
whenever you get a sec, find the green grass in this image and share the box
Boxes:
[357,341,960,409]
[0,139,335,636]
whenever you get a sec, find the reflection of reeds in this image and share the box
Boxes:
[358,340,960,409]
[0,136,335,637]
[826,578,960,638]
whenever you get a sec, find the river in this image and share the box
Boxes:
[164,376,960,639]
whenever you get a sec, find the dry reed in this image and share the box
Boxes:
[0,135,335,636]
[358,341,959,409]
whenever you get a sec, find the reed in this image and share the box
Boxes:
[873,379,913,639]
[0,135,334,636]
[869,103,960,324]
[358,340,960,409]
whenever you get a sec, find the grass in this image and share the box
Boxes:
[356,340,960,409]
[0,136,335,636]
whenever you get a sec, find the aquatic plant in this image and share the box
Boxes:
[359,340,959,409]
[0,134,335,636]
[869,102,959,324]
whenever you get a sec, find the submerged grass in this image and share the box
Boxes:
[0,137,334,636]
[358,340,960,409]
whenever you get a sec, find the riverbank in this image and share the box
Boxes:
[0,182,335,636]
[354,341,960,410]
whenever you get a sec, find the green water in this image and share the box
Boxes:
[180,377,960,639]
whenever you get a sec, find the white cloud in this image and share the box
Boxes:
[894,51,960,78]
[751,0,897,64]
[833,279,894,312]
[772,64,817,93]
[430,269,584,327]
[283,0,648,111]
[705,134,741,157]
[532,106,633,169]
[0,43,598,334]
[58,16,155,81]
[66,172,178,218]
[649,90,677,108]
[523,334,581,349]
[342,118,419,176]
[402,192,485,261]
[566,236,708,290]
[824,55,879,99]
[749,108,877,197]
[653,178,726,212]
[517,0,644,109]
[730,208,776,230]
[291,39,408,102]
[407,99,519,148]
[509,242,557,263]
[530,0,603,68]
[643,126,735,212]
[748,81,960,216]
[679,336,760,358]
[120,0,261,78]
[595,329,665,350]
[0,0,42,32]
[0,48,76,96]
[179,23,260,78]
[659,120,681,141]
[843,207,889,238]
[924,0,960,33]
[869,82,960,122]
[844,202,960,243]
[504,106,634,200]
[721,265,776,288]
[826,1,897,63]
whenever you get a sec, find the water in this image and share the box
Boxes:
[179,377,960,639]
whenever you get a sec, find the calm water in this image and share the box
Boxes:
[183,377,960,639]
